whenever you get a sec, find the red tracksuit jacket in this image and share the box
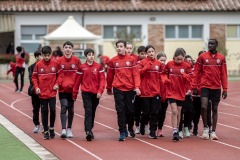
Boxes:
[16,53,25,68]
[130,53,139,62]
[193,51,228,91]
[57,55,81,93]
[163,60,192,101]
[107,54,140,91]
[73,61,105,99]
[138,58,162,97]
[160,65,168,102]
[32,59,63,99]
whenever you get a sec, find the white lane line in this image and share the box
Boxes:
[228,90,240,96]
[166,111,240,131]
[2,84,240,157]
[95,101,240,150]
[225,98,240,101]
[0,101,59,160]
[102,91,240,110]
[220,101,240,109]
[218,112,240,118]
[217,123,240,131]
[0,98,103,160]
[66,101,192,160]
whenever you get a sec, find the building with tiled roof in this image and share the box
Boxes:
[1,0,240,12]
[0,0,240,75]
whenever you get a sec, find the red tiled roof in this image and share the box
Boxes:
[0,0,240,12]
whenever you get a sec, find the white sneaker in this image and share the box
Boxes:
[61,129,67,138]
[184,127,190,138]
[41,125,44,133]
[179,131,183,139]
[210,131,218,140]
[67,128,73,138]
[145,125,150,134]
[202,127,209,139]
[33,125,40,133]
[135,126,140,134]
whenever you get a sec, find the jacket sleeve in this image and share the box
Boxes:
[132,59,140,89]
[159,63,163,96]
[183,65,193,91]
[32,64,39,89]
[139,61,152,75]
[106,60,115,91]
[72,65,83,99]
[55,62,63,87]
[28,64,34,84]
[162,63,171,85]
[192,57,202,89]
[98,65,106,94]
[221,57,228,92]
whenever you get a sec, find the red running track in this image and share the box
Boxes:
[0,81,239,160]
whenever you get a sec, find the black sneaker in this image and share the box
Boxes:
[149,131,157,139]
[128,129,135,138]
[118,132,126,141]
[172,132,179,142]
[49,128,55,139]
[90,131,94,139]
[44,131,50,140]
[140,123,145,135]
[86,131,93,141]
[193,127,198,136]
[124,129,128,137]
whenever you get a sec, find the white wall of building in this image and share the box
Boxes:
[14,12,240,72]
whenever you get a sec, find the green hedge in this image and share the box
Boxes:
[0,53,29,64]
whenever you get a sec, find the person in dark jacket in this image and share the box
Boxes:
[28,50,42,133]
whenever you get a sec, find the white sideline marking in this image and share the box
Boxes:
[0,101,59,160]
[0,98,103,160]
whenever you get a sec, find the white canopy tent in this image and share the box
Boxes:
[41,15,102,55]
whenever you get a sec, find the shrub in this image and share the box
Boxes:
[0,53,29,64]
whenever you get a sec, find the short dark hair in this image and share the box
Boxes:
[16,46,23,52]
[126,42,132,46]
[209,39,218,45]
[198,50,206,56]
[84,48,95,57]
[115,40,126,47]
[34,50,41,58]
[174,48,186,57]
[63,41,74,48]
[41,46,52,55]
[185,55,193,60]
[157,52,167,60]
[145,45,155,52]
[137,46,146,54]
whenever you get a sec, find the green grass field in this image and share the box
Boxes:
[0,125,40,160]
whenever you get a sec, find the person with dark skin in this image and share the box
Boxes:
[193,39,228,140]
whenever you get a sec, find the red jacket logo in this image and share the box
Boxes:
[52,67,56,72]
[61,65,64,69]
[155,65,159,70]
[180,69,185,73]
[126,61,130,66]
[40,68,44,72]
[72,64,75,69]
